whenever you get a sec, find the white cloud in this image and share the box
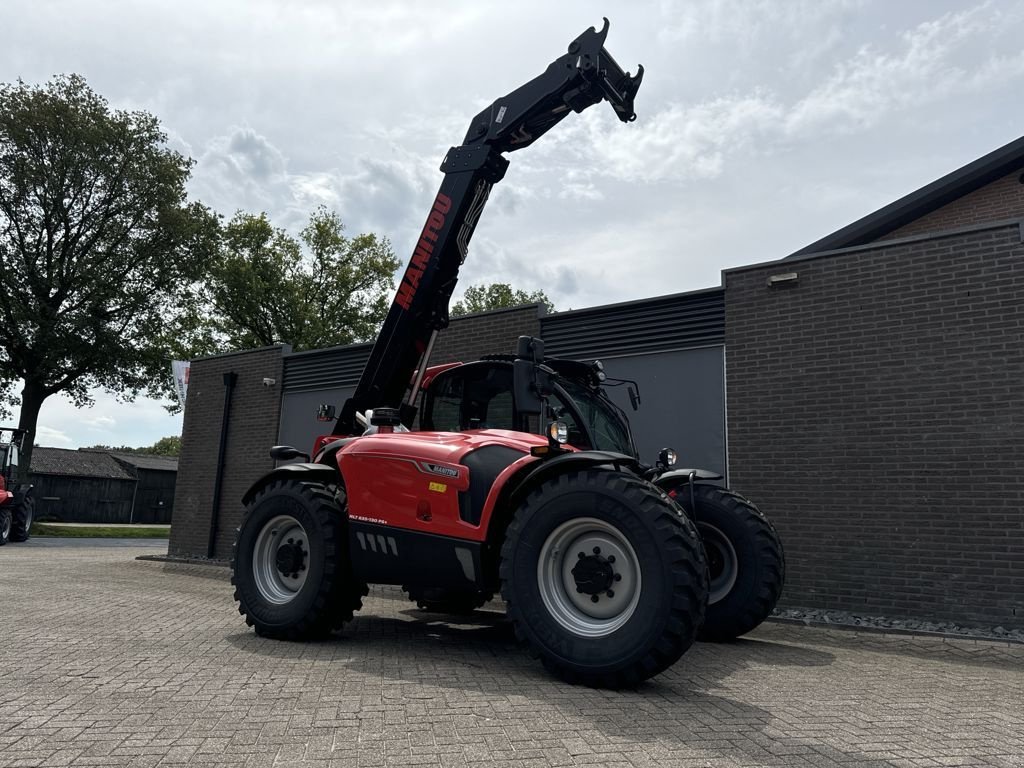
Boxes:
[34,426,74,447]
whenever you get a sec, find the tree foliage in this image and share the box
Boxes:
[85,435,180,456]
[0,74,219,474]
[451,282,555,316]
[197,208,400,352]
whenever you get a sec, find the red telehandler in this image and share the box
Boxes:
[0,428,34,545]
[233,19,713,687]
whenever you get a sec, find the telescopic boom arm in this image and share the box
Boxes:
[335,18,642,435]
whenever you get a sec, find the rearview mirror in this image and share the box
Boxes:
[317,404,336,422]
[269,445,310,462]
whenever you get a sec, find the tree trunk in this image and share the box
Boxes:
[15,380,46,484]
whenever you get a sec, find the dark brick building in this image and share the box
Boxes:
[170,134,1024,629]
[726,135,1024,629]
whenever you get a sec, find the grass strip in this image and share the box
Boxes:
[31,523,170,539]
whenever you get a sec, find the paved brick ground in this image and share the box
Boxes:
[1,540,1022,768]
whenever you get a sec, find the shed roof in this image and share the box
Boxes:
[109,453,178,472]
[790,134,1024,257]
[30,447,135,480]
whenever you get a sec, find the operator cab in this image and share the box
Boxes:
[420,357,639,459]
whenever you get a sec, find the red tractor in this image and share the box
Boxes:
[232,20,766,686]
[0,427,34,545]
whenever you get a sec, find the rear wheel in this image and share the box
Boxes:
[10,493,33,542]
[231,480,365,640]
[0,506,11,546]
[500,469,708,688]
[403,586,492,614]
[671,484,785,641]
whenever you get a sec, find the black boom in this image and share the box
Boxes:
[335,19,642,435]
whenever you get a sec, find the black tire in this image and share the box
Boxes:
[500,469,708,688]
[10,492,34,542]
[0,505,11,546]
[231,480,365,640]
[402,586,492,614]
[671,484,785,641]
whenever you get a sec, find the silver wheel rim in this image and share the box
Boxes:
[699,523,738,604]
[537,517,641,638]
[252,514,309,605]
[1,513,9,539]
[24,504,32,530]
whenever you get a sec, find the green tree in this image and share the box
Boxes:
[451,282,555,316]
[0,75,219,476]
[202,207,399,351]
[83,436,180,456]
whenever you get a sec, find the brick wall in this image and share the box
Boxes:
[168,346,287,561]
[880,169,1024,241]
[724,222,1024,628]
[430,304,543,364]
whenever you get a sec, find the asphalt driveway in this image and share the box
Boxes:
[1,539,1021,767]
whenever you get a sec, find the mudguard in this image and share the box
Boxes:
[241,463,340,505]
[508,450,641,502]
[653,468,723,491]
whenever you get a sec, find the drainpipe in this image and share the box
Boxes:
[208,371,238,559]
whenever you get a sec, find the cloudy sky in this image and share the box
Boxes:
[4,0,1024,448]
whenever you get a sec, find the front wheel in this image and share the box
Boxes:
[231,480,364,640]
[671,484,785,641]
[500,469,708,688]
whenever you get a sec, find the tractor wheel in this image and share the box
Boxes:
[231,480,365,640]
[0,506,11,546]
[500,469,708,688]
[402,586,492,614]
[670,484,784,641]
[10,493,34,542]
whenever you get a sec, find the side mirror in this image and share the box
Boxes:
[516,335,545,363]
[514,359,543,415]
[628,386,640,411]
[317,404,336,422]
[269,445,310,462]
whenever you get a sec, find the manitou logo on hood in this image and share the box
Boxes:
[395,192,452,311]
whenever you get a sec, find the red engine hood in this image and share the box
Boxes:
[338,428,558,464]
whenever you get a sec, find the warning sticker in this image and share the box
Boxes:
[428,482,447,493]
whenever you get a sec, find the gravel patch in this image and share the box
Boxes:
[773,606,1024,643]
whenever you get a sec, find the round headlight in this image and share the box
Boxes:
[548,420,569,444]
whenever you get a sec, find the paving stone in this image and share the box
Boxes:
[1,542,1023,768]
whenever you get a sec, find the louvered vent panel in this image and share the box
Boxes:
[540,289,724,360]
[282,343,373,392]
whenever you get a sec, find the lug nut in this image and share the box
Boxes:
[590,595,599,603]
[287,538,294,545]
[614,573,622,582]
[606,590,615,598]
[576,586,584,593]
[608,555,616,564]
[593,546,601,555]
[578,552,586,559]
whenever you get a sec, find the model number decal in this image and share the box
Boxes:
[350,514,388,526]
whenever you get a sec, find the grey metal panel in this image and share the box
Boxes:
[282,343,372,392]
[540,289,724,360]
[278,386,354,457]
[599,347,727,479]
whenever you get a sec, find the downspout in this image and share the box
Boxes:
[208,372,238,558]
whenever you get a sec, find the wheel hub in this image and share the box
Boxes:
[275,540,306,577]
[537,518,642,638]
[571,552,615,595]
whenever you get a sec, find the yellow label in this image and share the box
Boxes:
[428,482,447,493]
